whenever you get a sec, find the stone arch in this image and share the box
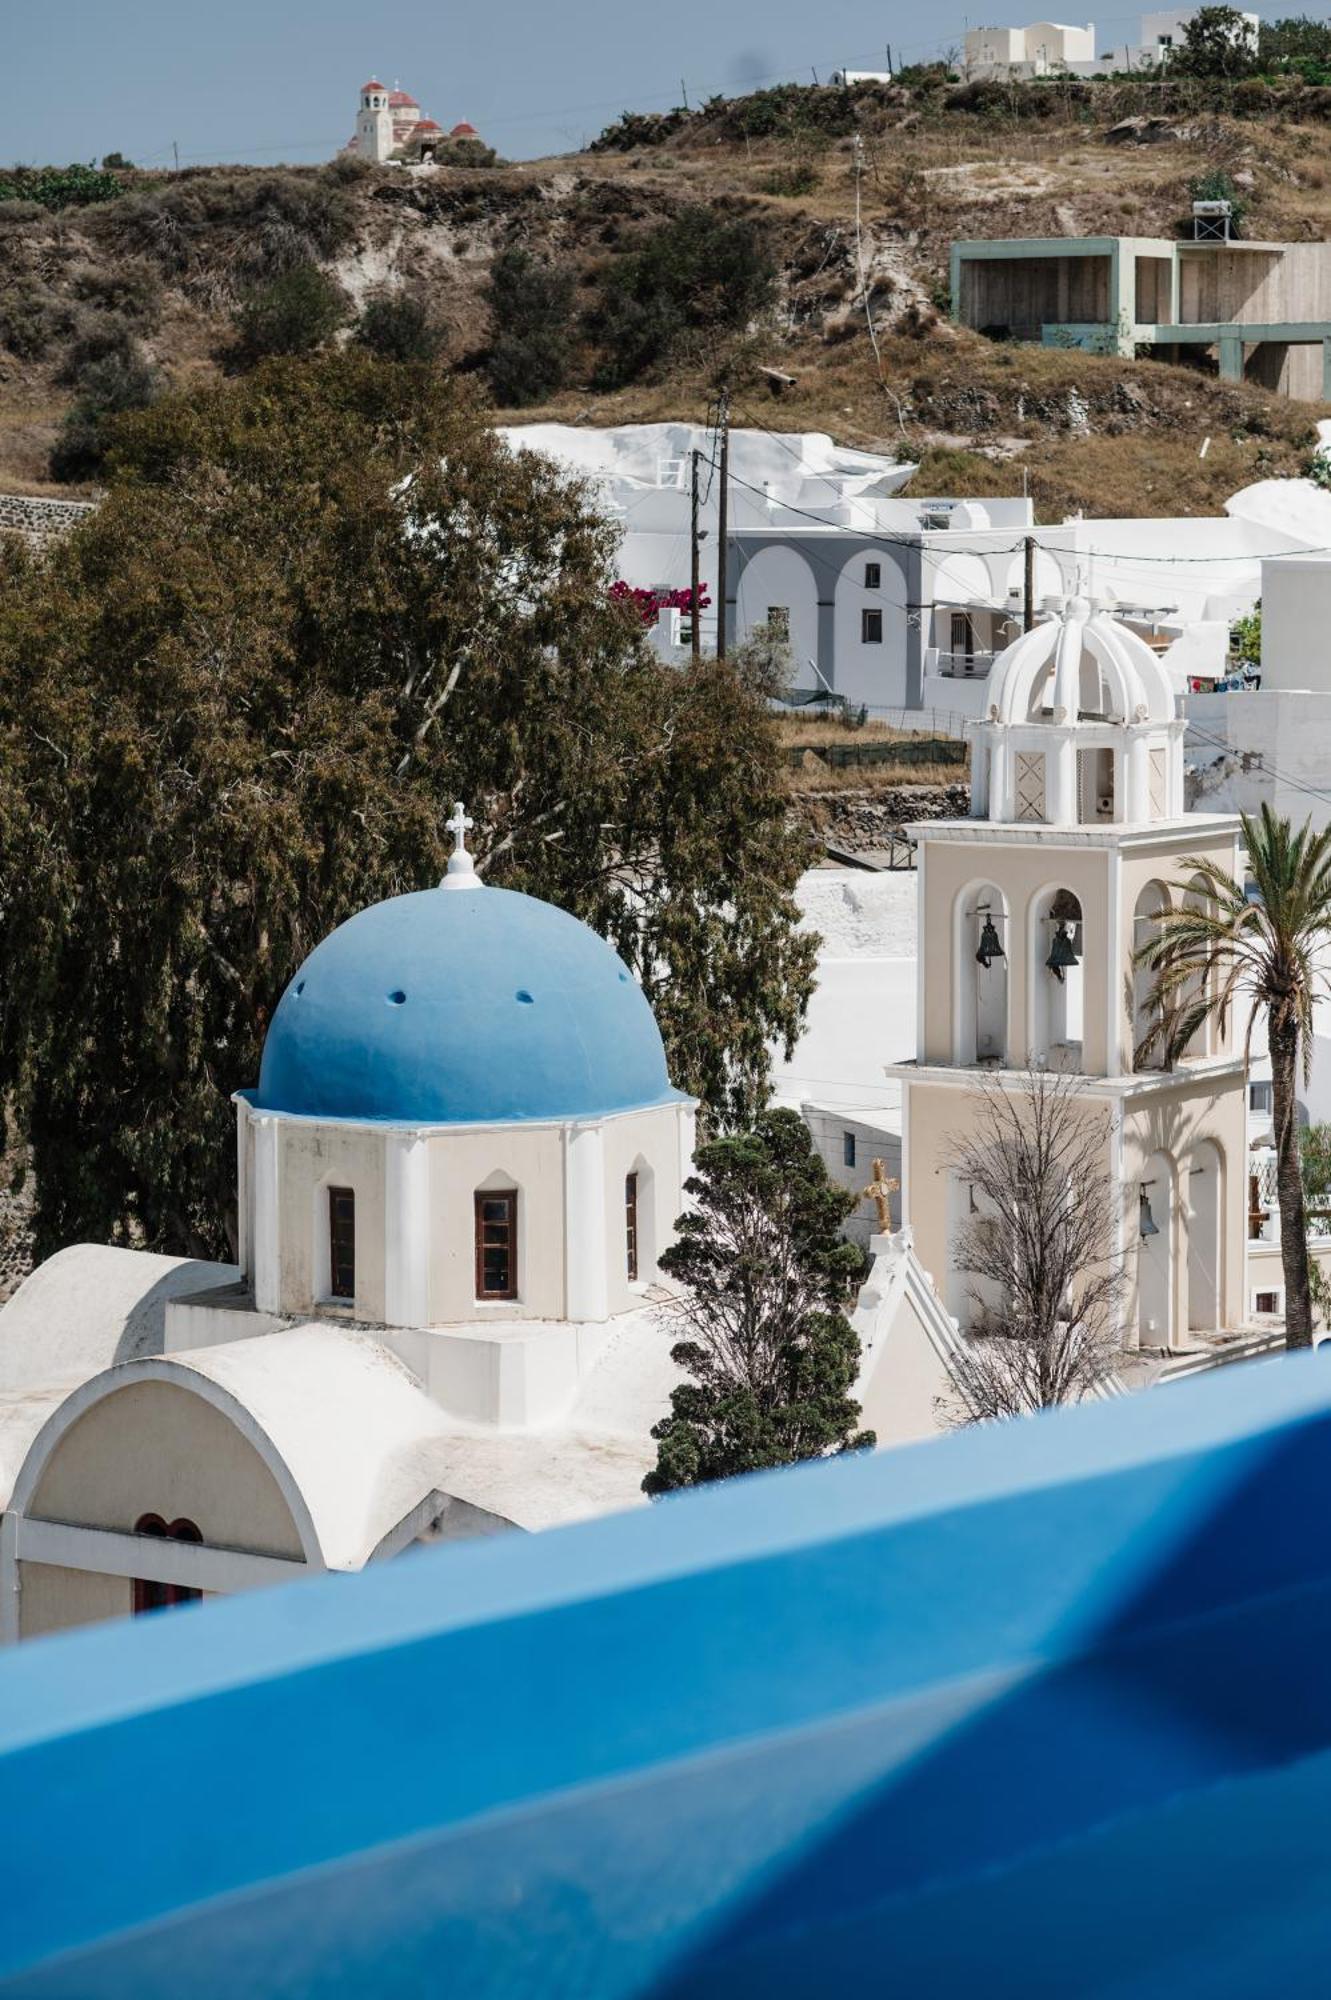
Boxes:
[953,879,1011,1066]
[1186,1139,1224,1333]
[1181,874,1218,1058]
[732,544,820,690]
[1132,880,1172,1071]
[1028,884,1085,1071]
[1137,1150,1176,1350]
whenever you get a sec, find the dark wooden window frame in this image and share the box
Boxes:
[861,607,883,644]
[328,1184,356,1301]
[131,1513,203,1616]
[475,1189,519,1301]
[864,561,881,589]
[625,1172,640,1283]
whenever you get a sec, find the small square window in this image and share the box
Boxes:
[1255,1289,1279,1314]
[842,1132,857,1169]
[861,608,883,644]
[864,562,881,589]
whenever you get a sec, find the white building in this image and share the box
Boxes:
[964,11,1258,79]
[1137,7,1259,63]
[965,21,1098,79]
[1185,550,1331,829]
[345,77,478,164]
[0,808,961,1642]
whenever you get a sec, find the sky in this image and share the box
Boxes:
[0,0,1238,170]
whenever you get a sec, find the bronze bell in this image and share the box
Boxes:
[975,917,1004,969]
[1045,922,1079,982]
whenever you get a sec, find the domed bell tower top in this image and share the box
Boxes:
[970,596,1183,829]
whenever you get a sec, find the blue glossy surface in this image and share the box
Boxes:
[6,1356,1331,1994]
[255,885,681,1124]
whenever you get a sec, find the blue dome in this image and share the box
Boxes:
[255,885,681,1125]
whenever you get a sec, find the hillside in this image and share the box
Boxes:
[3,75,1330,517]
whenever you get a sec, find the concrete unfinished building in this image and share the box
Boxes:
[952,234,1331,400]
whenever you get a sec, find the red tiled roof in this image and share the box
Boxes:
[360,79,386,94]
[413,118,442,132]
[450,121,479,136]
[388,90,418,106]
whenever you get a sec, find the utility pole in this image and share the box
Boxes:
[172,139,180,173]
[690,447,702,662]
[715,393,730,660]
[1024,534,1036,633]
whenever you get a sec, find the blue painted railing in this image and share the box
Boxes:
[5,1353,1331,1994]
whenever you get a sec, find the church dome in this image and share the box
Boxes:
[986,596,1175,728]
[255,877,679,1126]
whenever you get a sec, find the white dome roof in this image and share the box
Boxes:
[987,597,1175,728]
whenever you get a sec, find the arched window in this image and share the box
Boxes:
[131,1513,203,1616]
[1182,875,1217,1057]
[475,1189,518,1300]
[1030,887,1084,1070]
[1132,882,1170,1071]
[955,884,1009,1066]
[625,1172,639,1282]
[328,1186,356,1301]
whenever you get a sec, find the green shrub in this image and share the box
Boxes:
[101,173,356,290]
[484,248,575,406]
[589,107,692,152]
[762,161,820,197]
[355,290,443,363]
[227,262,349,367]
[323,152,372,185]
[71,258,163,329]
[0,284,71,361]
[591,205,776,388]
[0,164,124,211]
[101,152,134,171]
[50,343,163,481]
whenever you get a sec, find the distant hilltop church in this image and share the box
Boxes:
[345,77,483,164]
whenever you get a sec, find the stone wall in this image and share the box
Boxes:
[0,495,97,547]
[796,784,971,853]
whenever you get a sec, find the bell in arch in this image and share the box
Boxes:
[975,915,1004,969]
[1046,922,1079,983]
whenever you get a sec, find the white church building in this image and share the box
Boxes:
[0,809,958,1643]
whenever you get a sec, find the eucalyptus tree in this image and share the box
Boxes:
[0,354,816,1260]
[1137,804,1331,1350]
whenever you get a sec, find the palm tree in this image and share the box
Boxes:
[1136,803,1331,1350]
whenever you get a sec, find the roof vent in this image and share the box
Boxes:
[1192,200,1233,243]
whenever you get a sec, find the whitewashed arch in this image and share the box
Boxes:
[10,1358,325,1567]
[952,879,1012,1067]
[1027,882,1085,1071]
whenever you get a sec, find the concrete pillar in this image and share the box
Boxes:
[384,1132,431,1328]
[1125,735,1150,823]
[1218,334,1244,384]
[252,1115,282,1315]
[235,1099,250,1282]
[816,594,836,695]
[564,1123,608,1323]
[1046,737,1078,826]
[988,736,1010,822]
[970,735,989,818]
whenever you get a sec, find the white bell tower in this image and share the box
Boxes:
[891,596,1251,1354]
[355,78,394,163]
